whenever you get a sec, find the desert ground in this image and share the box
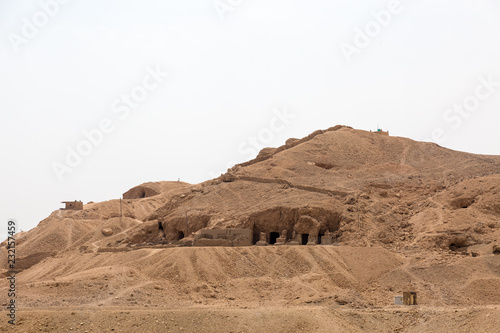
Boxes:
[1,126,500,332]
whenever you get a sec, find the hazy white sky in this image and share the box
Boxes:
[1,0,500,240]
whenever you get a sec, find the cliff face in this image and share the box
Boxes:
[142,126,500,251]
[1,126,500,314]
[3,126,500,272]
[123,181,190,199]
[0,181,192,271]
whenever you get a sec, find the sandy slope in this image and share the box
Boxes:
[1,126,500,332]
[2,306,500,333]
[7,246,500,308]
[2,245,500,332]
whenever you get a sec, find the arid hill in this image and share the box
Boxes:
[1,126,499,332]
[128,125,500,253]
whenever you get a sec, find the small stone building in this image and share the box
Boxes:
[403,291,417,305]
[394,295,403,305]
[61,200,83,210]
[371,128,389,136]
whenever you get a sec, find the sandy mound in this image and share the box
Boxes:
[2,126,500,332]
[123,181,190,199]
[130,127,500,253]
[0,181,190,272]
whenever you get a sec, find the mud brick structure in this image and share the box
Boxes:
[403,292,417,305]
[194,228,252,247]
[61,201,83,210]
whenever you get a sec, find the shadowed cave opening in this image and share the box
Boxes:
[158,221,166,238]
[448,236,468,252]
[252,233,259,245]
[177,231,185,240]
[318,232,325,245]
[269,232,280,245]
[451,197,475,209]
[315,162,335,170]
[301,234,309,245]
[248,207,342,245]
[449,243,467,252]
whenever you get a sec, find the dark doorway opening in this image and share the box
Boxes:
[252,233,260,245]
[177,231,185,240]
[269,232,280,245]
[301,234,309,245]
[318,233,325,245]
[158,222,166,238]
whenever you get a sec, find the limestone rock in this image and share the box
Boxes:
[101,228,113,236]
